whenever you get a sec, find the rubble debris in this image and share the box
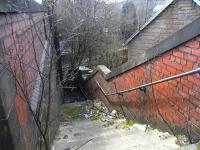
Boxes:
[176,135,190,146]
[130,124,147,132]
[79,66,94,80]
[93,101,102,109]
[82,100,122,128]
[63,135,68,139]
[110,109,117,117]
[54,100,198,150]
[159,132,171,140]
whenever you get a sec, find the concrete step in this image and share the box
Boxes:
[65,128,137,143]
[54,121,180,150]
[55,131,180,150]
[177,144,197,150]
[53,101,194,150]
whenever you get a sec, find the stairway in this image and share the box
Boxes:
[52,102,197,150]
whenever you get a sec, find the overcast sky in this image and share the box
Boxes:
[34,0,42,4]
[34,0,125,4]
[106,0,125,2]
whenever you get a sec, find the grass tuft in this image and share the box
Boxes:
[197,141,200,150]
[63,105,86,120]
[124,120,135,128]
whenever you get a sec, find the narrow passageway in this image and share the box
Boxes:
[53,100,197,150]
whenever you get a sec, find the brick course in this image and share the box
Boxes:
[0,11,62,150]
[128,0,200,61]
[85,35,200,142]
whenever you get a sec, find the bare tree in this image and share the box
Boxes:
[120,1,138,41]
[55,0,125,87]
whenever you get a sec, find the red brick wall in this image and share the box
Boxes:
[85,36,200,141]
[0,12,46,125]
[0,12,47,149]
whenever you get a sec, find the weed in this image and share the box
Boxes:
[63,105,86,120]
[115,124,120,129]
[124,120,135,129]
[197,141,200,150]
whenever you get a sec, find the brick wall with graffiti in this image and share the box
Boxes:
[0,11,61,150]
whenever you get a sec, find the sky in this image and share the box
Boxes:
[34,0,42,4]
[34,0,125,4]
[106,0,125,2]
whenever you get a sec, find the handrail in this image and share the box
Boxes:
[96,68,200,96]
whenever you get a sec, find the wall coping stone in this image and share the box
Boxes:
[97,65,111,79]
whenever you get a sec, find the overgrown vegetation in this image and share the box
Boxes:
[197,141,200,150]
[124,120,136,128]
[63,105,86,120]
[120,1,138,41]
[55,0,135,75]
[55,0,166,85]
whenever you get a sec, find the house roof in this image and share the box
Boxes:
[124,0,175,45]
[193,0,200,6]
[0,0,47,13]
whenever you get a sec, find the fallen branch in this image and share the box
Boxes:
[74,138,94,150]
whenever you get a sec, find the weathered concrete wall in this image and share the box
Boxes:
[0,12,62,150]
[127,0,200,61]
[83,22,200,142]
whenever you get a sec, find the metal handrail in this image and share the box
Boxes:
[96,68,200,96]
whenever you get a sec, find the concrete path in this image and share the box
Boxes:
[52,103,197,150]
